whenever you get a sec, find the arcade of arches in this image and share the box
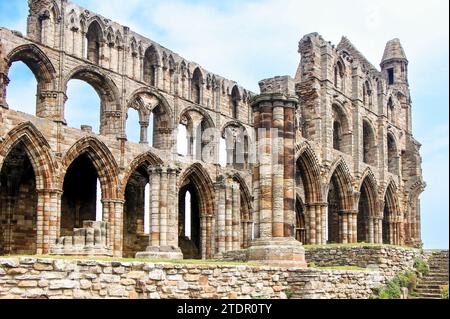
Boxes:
[0,0,425,262]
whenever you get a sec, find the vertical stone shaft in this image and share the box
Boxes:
[232,182,241,251]
[259,103,273,238]
[167,167,178,247]
[272,105,285,237]
[283,104,296,238]
[159,166,168,246]
[149,167,160,247]
[253,109,261,239]
[225,180,233,251]
[215,182,226,254]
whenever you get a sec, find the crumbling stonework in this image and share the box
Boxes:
[0,257,384,299]
[0,0,425,262]
[305,245,424,279]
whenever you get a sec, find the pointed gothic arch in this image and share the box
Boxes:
[178,163,215,259]
[0,122,56,190]
[59,136,119,200]
[357,169,379,243]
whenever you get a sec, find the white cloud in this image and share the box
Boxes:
[76,0,449,92]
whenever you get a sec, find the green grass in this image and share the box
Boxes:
[0,254,259,267]
[304,243,407,249]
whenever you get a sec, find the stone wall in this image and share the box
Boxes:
[0,257,384,299]
[305,245,424,279]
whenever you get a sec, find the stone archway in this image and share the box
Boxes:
[120,152,163,258]
[383,182,402,245]
[326,159,354,244]
[64,66,121,136]
[295,144,324,244]
[0,123,58,254]
[357,172,378,243]
[178,164,214,259]
[2,44,58,118]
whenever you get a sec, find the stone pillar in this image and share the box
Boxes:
[159,166,168,246]
[225,180,233,251]
[139,121,149,144]
[350,210,358,243]
[368,217,375,243]
[307,204,316,245]
[232,181,241,251]
[214,179,226,256]
[247,76,306,267]
[136,165,183,260]
[166,166,180,248]
[36,189,62,254]
[102,199,125,257]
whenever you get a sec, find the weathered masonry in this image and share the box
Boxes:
[0,0,425,264]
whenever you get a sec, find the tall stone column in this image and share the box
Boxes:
[247,76,306,268]
[102,199,125,257]
[214,179,226,256]
[37,189,62,254]
[136,165,183,259]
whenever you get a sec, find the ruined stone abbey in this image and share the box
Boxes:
[0,0,425,265]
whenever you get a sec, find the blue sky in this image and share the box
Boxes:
[1,0,448,248]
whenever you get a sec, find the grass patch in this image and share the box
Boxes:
[374,271,418,299]
[304,243,405,249]
[0,254,260,267]
[414,257,430,276]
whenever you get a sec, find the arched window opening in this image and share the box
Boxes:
[387,97,395,123]
[238,183,252,249]
[0,142,37,255]
[219,137,227,167]
[61,154,100,237]
[382,184,401,245]
[126,107,141,143]
[223,126,249,169]
[179,183,201,259]
[85,21,102,65]
[66,79,101,133]
[231,86,240,119]
[123,164,150,258]
[37,10,56,47]
[177,123,189,156]
[144,183,150,235]
[334,61,344,91]
[387,134,398,175]
[184,191,192,239]
[86,21,103,65]
[191,68,203,105]
[332,104,350,154]
[333,120,342,151]
[143,46,159,87]
[363,120,376,166]
[327,176,341,244]
[357,181,371,243]
[5,61,38,115]
[363,81,372,108]
[95,178,102,222]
